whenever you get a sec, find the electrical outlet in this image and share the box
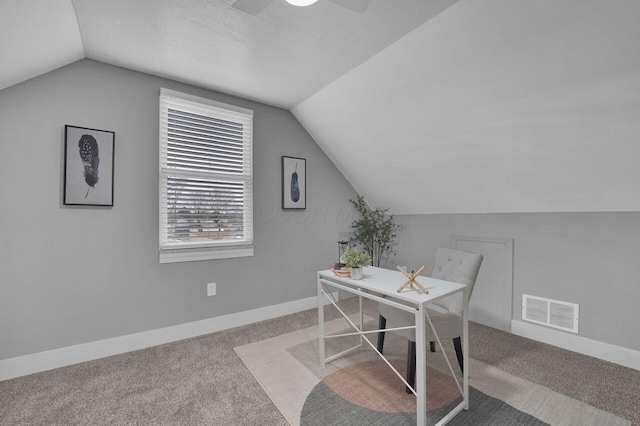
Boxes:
[207,283,216,296]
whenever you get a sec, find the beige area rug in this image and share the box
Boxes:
[234,314,630,426]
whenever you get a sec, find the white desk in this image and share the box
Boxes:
[317,266,469,426]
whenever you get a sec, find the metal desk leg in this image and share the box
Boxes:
[318,274,325,368]
[416,303,426,426]
[463,286,469,410]
[358,289,364,347]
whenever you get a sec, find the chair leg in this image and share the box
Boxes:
[377,315,387,353]
[406,341,416,394]
[453,336,464,373]
[430,341,436,352]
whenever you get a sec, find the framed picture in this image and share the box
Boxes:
[63,125,115,206]
[282,156,306,209]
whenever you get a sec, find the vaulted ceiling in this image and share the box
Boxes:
[3,0,640,214]
[1,0,456,107]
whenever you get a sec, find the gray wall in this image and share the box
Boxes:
[0,59,357,360]
[393,212,640,351]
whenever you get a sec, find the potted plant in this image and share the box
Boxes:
[349,195,403,267]
[341,250,372,280]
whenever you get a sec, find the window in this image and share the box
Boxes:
[159,88,253,263]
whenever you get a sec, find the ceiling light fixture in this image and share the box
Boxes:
[285,0,318,6]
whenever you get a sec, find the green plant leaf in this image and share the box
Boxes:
[348,196,402,267]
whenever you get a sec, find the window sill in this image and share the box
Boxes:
[159,246,254,263]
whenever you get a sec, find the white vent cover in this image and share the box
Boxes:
[522,295,579,333]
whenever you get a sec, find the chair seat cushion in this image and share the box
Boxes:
[378,302,462,342]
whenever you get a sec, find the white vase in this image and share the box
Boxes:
[351,267,364,280]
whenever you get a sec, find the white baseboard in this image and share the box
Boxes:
[0,292,338,382]
[511,319,640,371]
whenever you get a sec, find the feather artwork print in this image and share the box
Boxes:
[78,134,100,198]
[290,162,300,202]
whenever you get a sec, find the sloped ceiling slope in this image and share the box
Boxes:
[293,0,640,214]
[0,0,83,90]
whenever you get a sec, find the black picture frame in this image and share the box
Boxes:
[282,156,306,210]
[63,125,115,206]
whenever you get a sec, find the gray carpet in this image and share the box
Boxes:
[1,298,638,425]
[468,318,640,426]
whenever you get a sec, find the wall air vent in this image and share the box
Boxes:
[522,295,579,334]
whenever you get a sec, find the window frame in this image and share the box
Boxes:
[159,88,254,263]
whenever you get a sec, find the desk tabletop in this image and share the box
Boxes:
[318,266,466,306]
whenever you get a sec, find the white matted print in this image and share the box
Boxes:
[64,125,115,206]
[282,156,306,210]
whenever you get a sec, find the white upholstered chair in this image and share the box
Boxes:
[377,247,483,392]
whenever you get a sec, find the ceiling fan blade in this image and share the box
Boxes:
[232,0,274,15]
[329,0,372,13]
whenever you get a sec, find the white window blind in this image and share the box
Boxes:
[159,88,253,263]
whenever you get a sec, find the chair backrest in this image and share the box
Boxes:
[430,247,483,316]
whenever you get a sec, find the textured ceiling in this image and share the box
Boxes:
[70,0,457,108]
[3,0,640,215]
[1,0,457,106]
